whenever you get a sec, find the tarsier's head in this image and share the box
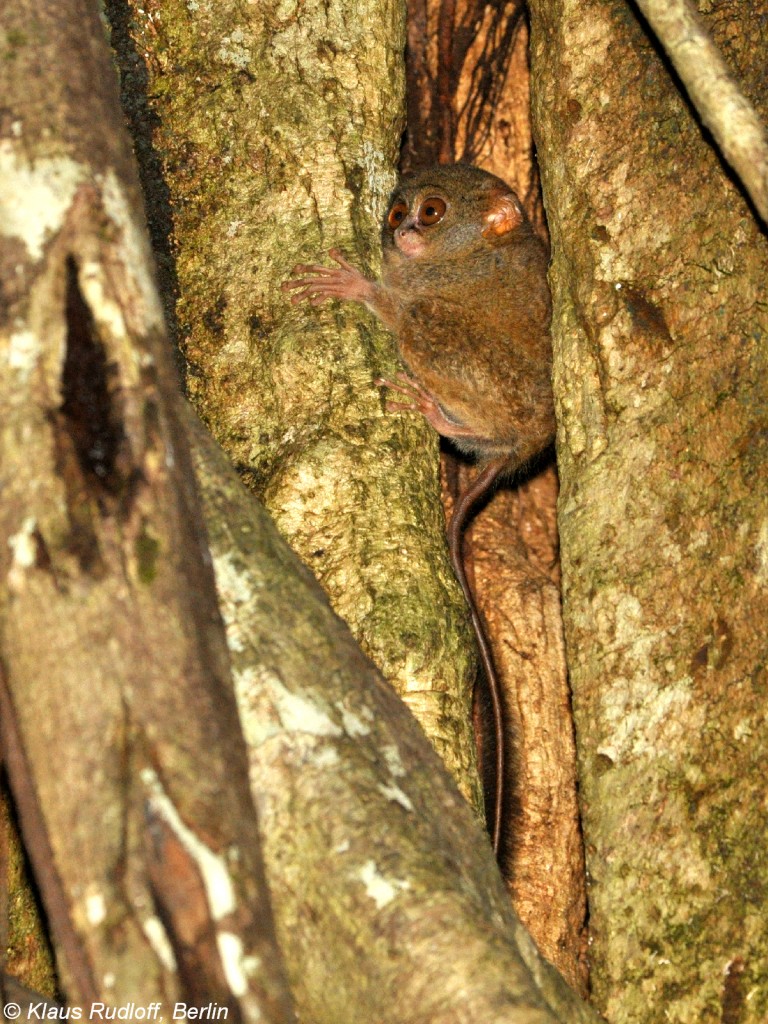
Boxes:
[381,164,526,262]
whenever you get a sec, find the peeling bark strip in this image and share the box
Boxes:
[0,1,293,1020]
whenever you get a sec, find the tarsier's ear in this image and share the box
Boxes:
[482,191,524,237]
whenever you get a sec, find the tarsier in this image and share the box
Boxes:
[283,164,554,858]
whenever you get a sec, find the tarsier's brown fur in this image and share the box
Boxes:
[284,164,554,860]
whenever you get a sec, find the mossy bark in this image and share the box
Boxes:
[529,1,768,1021]
[1,793,56,999]
[107,0,483,811]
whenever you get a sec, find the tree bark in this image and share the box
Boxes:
[0,2,294,1019]
[106,0,484,814]
[185,401,601,1024]
[529,0,768,1020]
[0,793,56,999]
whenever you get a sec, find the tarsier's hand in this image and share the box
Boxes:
[282,248,376,306]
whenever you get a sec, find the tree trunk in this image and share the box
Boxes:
[185,401,601,1024]
[106,0,484,814]
[529,0,768,1020]
[0,2,293,1019]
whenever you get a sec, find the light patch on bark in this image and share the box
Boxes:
[357,861,411,909]
[140,770,262,997]
[7,517,37,592]
[141,915,177,973]
[79,261,128,341]
[0,142,83,260]
[598,674,697,763]
[312,747,341,768]
[755,518,768,587]
[141,768,238,919]
[215,932,252,999]
[84,889,107,927]
[335,701,372,737]
[376,783,414,812]
[100,170,165,331]
[8,330,40,382]
[358,140,398,221]
[8,517,37,570]
[381,743,406,777]
[218,28,253,70]
[212,551,257,631]
[232,666,284,747]
[265,678,344,738]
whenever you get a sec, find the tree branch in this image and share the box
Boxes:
[634,0,768,225]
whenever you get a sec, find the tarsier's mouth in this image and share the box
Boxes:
[394,229,426,257]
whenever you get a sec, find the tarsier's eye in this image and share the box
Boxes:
[418,197,447,226]
[387,201,409,229]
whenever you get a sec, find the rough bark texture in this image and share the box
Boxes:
[0,793,56,999]
[106,0,483,813]
[529,0,768,1021]
[185,402,601,1024]
[405,0,587,991]
[0,2,294,1018]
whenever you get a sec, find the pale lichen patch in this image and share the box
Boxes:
[598,674,699,764]
[213,550,257,608]
[381,743,406,777]
[78,260,127,342]
[218,28,252,70]
[754,518,768,587]
[336,701,371,737]
[357,860,410,909]
[7,517,37,591]
[268,677,343,738]
[84,889,107,926]
[0,142,83,260]
[141,768,236,920]
[100,169,165,331]
[377,782,414,812]
[216,932,249,998]
[7,329,39,382]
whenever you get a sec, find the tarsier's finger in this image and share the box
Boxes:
[288,262,339,278]
[286,279,335,301]
[395,370,425,390]
[328,248,355,271]
[385,399,419,414]
[375,375,421,399]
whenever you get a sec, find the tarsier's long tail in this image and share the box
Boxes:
[446,455,511,860]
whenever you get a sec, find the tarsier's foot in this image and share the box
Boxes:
[282,248,374,306]
[375,372,478,441]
